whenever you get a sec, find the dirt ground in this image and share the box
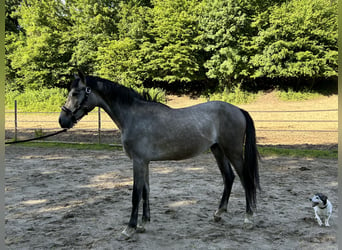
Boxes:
[5,145,337,249]
[5,92,338,249]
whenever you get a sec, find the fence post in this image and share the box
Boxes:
[14,100,17,141]
[98,107,101,144]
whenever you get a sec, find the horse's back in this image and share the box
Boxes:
[123,101,246,161]
[181,101,246,131]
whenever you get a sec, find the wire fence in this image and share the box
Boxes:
[4,102,338,145]
[249,109,338,133]
[5,107,116,144]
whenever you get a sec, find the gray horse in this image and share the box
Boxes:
[59,71,260,238]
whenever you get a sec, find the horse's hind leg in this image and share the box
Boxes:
[211,144,235,222]
[228,154,255,229]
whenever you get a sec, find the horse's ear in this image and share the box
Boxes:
[77,69,86,83]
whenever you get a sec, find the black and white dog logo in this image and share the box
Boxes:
[310,193,332,227]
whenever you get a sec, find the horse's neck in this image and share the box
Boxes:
[90,79,140,131]
[97,95,132,132]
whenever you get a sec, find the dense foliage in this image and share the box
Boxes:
[5,87,68,112]
[6,0,337,93]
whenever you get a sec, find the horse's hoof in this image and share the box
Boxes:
[213,209,226,222]
[243,215,254,230]
[121,226,136,240]
[136,224,146,233]
[213,214,222,222]
[243,221,254,230]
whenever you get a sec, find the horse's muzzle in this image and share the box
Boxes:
[59,111,76,129]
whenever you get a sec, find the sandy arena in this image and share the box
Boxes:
[5,145,337,249]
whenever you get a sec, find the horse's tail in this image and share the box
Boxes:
[240,109,260,210]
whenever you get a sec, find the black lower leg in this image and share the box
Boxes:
[211,144,235,211]
[128,159,149,228]
[219,163,235,210]
[128,184,142,228]
[142,185,150,223]
[245,196,254,215]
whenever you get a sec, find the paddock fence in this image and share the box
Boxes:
[5,101,338,147]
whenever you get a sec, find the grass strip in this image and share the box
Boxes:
[259,146,337,159]
[6,141,337,159]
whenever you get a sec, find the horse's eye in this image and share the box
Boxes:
[72,92,79,97]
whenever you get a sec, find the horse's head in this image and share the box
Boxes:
[59,70,96,129]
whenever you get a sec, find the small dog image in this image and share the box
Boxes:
[309,193,332,227]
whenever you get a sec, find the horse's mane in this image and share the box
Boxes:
[79,76,160,106]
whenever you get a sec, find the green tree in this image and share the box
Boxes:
[6,0,26,90]
[198,0,254,90]
[68,0,119,73]
[6,0,120,90]
[117,0,151,41]
[5,31,23,91]
[5,0,21,33]
[249,0,338,88]
[96,37,142,86]
[95,1,149,86]
[5,0,338,93]
[138,0,203,83]
[7,0,73,90]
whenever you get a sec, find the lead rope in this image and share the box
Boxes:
[5,129,68,144]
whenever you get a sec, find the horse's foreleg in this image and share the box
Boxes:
[136,167,150,233]
[122,158,148,239]
[142,166,150,224]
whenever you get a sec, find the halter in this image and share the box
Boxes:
[61,87,92,123]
